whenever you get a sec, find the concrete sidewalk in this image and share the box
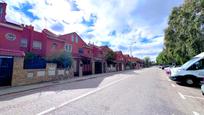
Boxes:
[0,71,125,96]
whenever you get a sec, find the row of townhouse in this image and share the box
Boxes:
[0,3,144,86]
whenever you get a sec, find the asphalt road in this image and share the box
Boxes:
[0,67,204,115]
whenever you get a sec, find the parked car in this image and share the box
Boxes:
[161,65,170,70]
[164,65,177,75]
[169,52,204,86]
[201,84,204,95]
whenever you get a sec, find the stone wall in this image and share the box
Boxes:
[12,57,74,86]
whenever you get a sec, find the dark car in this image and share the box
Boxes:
[161,65,170,70]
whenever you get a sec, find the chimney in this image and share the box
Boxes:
[0,2,7,22]
[25,25,34,31]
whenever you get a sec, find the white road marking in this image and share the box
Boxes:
[37,77,129,115]
[183,95,204,100]
[178,92,186,100]
[171,84,176,87]
[166,77,171,81]
[37,107,56,115]
[192,111,200,115]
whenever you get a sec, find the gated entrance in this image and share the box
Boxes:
[0,56,13,86]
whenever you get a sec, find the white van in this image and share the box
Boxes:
[169,52,204,85]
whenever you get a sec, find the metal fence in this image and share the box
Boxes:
[24,57,46,69]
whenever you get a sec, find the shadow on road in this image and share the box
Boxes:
[176,82,201,89]
[0,70,139,101]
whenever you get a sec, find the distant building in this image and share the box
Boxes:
[115,51,125,71]
[89,44,106,74]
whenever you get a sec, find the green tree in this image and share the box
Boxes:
[157,0,204,65]
[47,51,73,68]
[144,57,151,67]
[105,50,116,63]
[24,52,37,60]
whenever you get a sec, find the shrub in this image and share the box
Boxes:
[47,51,73,69]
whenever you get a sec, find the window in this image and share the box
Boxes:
[33,41,42,49]
[78,48,84,54]
[69,45,72,52]
[72,35,74,42]
[188,59,204,70]
[20,39,28,48]
[181,57,199,69]
[65,45,68,51]
[76,36,78,43]
[65,44,72,52]
[0,7,3,16]
[51,43,57,49]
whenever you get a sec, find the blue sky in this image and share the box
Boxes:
[2,0,184,60]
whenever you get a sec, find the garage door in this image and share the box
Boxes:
[95,62,102,74]
[0,56,13,86]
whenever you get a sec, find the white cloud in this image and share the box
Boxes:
[2,0,183,60]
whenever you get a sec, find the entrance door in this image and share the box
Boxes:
[103,63,106,73]
[95,62,102,74]
[0,56,13,86]
[119,63,122,71]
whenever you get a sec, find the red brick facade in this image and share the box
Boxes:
[0,2,143,76]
